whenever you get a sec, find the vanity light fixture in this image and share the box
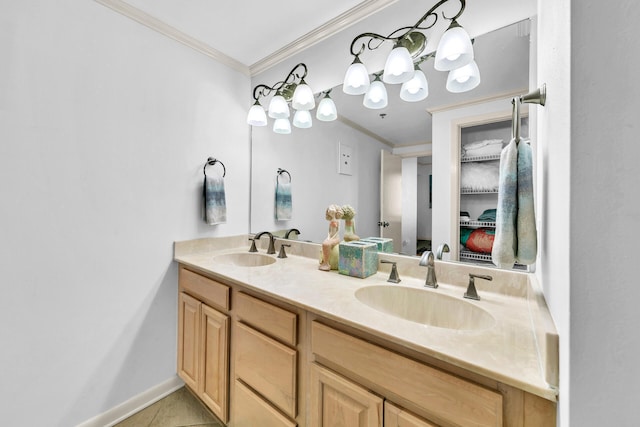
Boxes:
[247,63,337,133]
[343,0,479,109]
[316,90,338,121]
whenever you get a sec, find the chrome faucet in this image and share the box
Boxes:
[436,243,450,260]
[284,228,301,239]
[419,251,438,288]
[253,231,276,254]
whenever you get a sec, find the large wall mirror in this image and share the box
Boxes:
[250,0,537,266]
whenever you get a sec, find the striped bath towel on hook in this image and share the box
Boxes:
[275,168,292,221]
[203,158,227,225]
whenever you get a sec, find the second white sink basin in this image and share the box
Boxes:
[355,285,495,331]
[213,252,276,267]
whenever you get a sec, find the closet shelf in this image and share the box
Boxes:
[461,188,499,194]
[461,154,501,163]
[460,249,493,262]
[460,220,496,228]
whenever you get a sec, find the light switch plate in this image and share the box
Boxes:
[339,142,353,175]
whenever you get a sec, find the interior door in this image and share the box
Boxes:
[380,150,402,253]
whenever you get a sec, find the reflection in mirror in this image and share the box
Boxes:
[250,18,533,262]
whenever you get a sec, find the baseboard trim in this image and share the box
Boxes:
[76,376,184,427]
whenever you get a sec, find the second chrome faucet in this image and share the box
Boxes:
[419,251,438,288]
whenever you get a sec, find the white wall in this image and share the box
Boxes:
[566,1,640,425]
[417,162,433,241]
[250,120,386,243]
[401,157,418,255]
[536,0,571,425]
[0,2,250,426]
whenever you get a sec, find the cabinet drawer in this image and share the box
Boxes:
[179,267,229,311]
[235,322,297,418]
[311,321,503,427]
[233,380,296,427]
[385,402,438,427]
[235,292,297,345]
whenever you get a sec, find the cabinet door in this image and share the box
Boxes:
[385,402,438,427]
[200,304,230,423]
[178,292,200,391]
[309,363,382,427]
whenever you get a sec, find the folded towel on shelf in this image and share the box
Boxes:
[203,171,227,225]
[478,208,497,222]
[275,179,292,221]
[516,140,537,264]
[461,139,503,158]
[460,162,500,192]
[492,139,518,268]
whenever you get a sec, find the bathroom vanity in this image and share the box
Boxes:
[174,235,558,427]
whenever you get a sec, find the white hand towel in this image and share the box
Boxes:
[492,139,518,268]
[204,171,227,225]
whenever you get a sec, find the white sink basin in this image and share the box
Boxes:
[213,252,276,267]
[355,285,495,331]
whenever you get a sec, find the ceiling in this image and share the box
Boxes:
[97,0,534,147]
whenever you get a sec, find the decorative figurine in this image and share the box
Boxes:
[341,204,360,242]
[319,204,344,271]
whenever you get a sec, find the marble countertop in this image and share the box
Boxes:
[174,235,558,402]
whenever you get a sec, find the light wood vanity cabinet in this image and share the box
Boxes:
[176,265,556,427]
[178,268,230,423]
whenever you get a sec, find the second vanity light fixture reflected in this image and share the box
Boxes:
[343,0,480,109]
[247,63,337,134]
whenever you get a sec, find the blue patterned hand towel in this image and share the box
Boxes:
[275,179,292,221]
[516,140,537,264]
[204,171,227,225]
[492,139,518,268]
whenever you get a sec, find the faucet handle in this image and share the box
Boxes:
[464,273,493,301]
[277,243,291,259]
[248,238,258,253]
[380,260,401,283]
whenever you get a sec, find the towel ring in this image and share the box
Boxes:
[204,157,226,178]
[277,168,291,182]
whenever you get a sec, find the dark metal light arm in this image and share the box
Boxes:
[252,63,309,102]
[348,0,465,57]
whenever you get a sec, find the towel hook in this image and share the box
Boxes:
[512,84,547,145]
[204,157,226,178]
[277,168,291,182]
[512,96,521,144]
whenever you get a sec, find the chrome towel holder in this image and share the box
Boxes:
[512,84,546,144]
[277,168,291,182]
[203,157,226,178]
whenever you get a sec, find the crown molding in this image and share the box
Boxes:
[337,116,393,147]
[426,88,529,115]
[94,0,250,76]
[249,0,399,76]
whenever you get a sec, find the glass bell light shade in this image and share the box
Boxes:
[363,78,388,109]
[382,44,415,84]
[273,118,292,134]
[293,110,313,128]
[291,79,315,110]
[316,94,337,121]
[343,56,370,95]
[400,67,429,102]
[446,60,481,93]
[246,102,267,126]
[434,21,474,71]
[268,93,290,119]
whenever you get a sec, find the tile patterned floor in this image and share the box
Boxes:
[115,387,224,427]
